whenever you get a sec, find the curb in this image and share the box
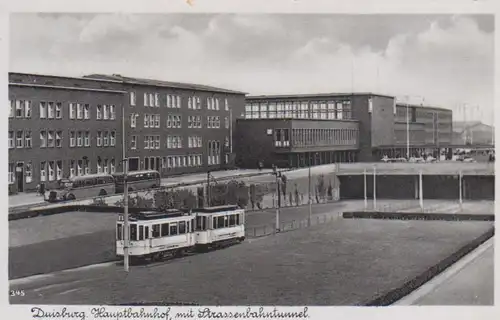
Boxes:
[342,211,495,222]
[363,227,495,306]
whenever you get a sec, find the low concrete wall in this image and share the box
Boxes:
[339,174,494,200]
[342,211,495,222]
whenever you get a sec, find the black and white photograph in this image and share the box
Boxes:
[5,4,496,313]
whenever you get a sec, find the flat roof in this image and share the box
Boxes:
[9,72,123,84]
[246,92,395,100]
[395,103,452,112]
[236,118,359,122]
[84,74,247,95]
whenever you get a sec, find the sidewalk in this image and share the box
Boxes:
[8,169,275,209]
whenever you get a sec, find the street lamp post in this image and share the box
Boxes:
[121,158,130,273]
[406,101,410,159]
[273,165,282,233]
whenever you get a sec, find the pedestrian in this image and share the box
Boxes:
[36,183,41,196]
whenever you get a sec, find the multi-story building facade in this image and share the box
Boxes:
[8,72,126,193]
[8,72,246,193]
[379,103,453,159]
[83,74,246,175]
[236,93,453,167]
[235,94,361,168]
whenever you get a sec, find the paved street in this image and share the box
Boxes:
[396,239,494,305]
[9,219,493,305]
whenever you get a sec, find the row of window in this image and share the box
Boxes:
[270,128,359,148]
[245,100,352,120]
[144,135,161,150]
[8,130,117,149]
[8,100,117,121]
[7,158,118,185]
[188,136,203,148]
[128,114,228,130]
[130,92,231,111]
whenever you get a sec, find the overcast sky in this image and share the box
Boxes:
[10,13,494,124]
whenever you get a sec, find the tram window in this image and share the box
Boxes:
[186,221,190,233]
[229,214,236,227]
[130,224,137,241]
[213,217,217,229]
[161,223,169,237]
[216,216,225,229]
[236,214,240,225]
[224,216,229,228]
[179,221,186,234]
[196,216,203,231]
[170,223,178,236]
[152,224,160,238]
[145,226,149,239]
[138,225,144,241]
[116,224,123,240]
[191,219,195,232]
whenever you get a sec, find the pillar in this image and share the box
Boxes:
[414,176,419,199]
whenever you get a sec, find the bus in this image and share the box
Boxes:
[113,170,161,193]
[45,173,116,202]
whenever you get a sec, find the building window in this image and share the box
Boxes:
[9,100,14,118]
[16,100,24,118]
[104,159,109,174]
[149,93,154,107]
[40,161,46,182]
[25,162,32,183]
[155,135,160,149]
[97,131,103,147]
[47,102,55,119]
[16,131,24,148]
[70,131,76,147]
[225,136,229,147]
[69,160,75,178]
[149,114,155,128]
[103,131,109,146]
[167,114,182,128]
[25,100,32,118]
[77,131,83,147]
[110,158,116,174]
[144,114,150,128]
[225,116,229,129]
[154,114,160,128]
[215,98,220,110]
[110,105,116,120]
[84,131,90,147]
[48,161,55,181]
[110,131,116,146]
[144,135,150,149]
[69,103,75,119]
[154,93,159,107]
[103,105,109,120]
[97,105,102,120]
[84,159,91,175]
[130,114,137,128]
[131,135,137,149]
[77,160,83,176]
[8,131,14,149]
[22,130,31,148]
[55,103,62,119]
[56,161,63,180]
[39,102,47,119]
[75,103,82,119]
[144,93,149,107]
[225,98,229,111]
[82,104,89,120]
[188,97,192,109]
[225,153,230,164]
[47,131,55,148]
[56,131,62,148]
[130,92,136,106]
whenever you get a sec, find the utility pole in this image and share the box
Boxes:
[121,104,130,273]
[207,171,211,207]
[459,170,463,212]
[406,97,410,159]
[273,165,281,233]
[308,162,312,226]
[123,159,130,272]
[363,168,367,210]
[373,165,377,210]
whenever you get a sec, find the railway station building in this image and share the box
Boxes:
[235,93,453,168]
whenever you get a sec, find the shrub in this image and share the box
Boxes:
[209,180,249,208]
[114,195,153,208]
[154,188,197,210]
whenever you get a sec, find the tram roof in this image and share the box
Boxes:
[127,209,186,221]
[190,205,241,213]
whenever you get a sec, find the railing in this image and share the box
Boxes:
[246,212,342,238]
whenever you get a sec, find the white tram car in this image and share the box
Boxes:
[192,205,245,252]
[116,205,245,262]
